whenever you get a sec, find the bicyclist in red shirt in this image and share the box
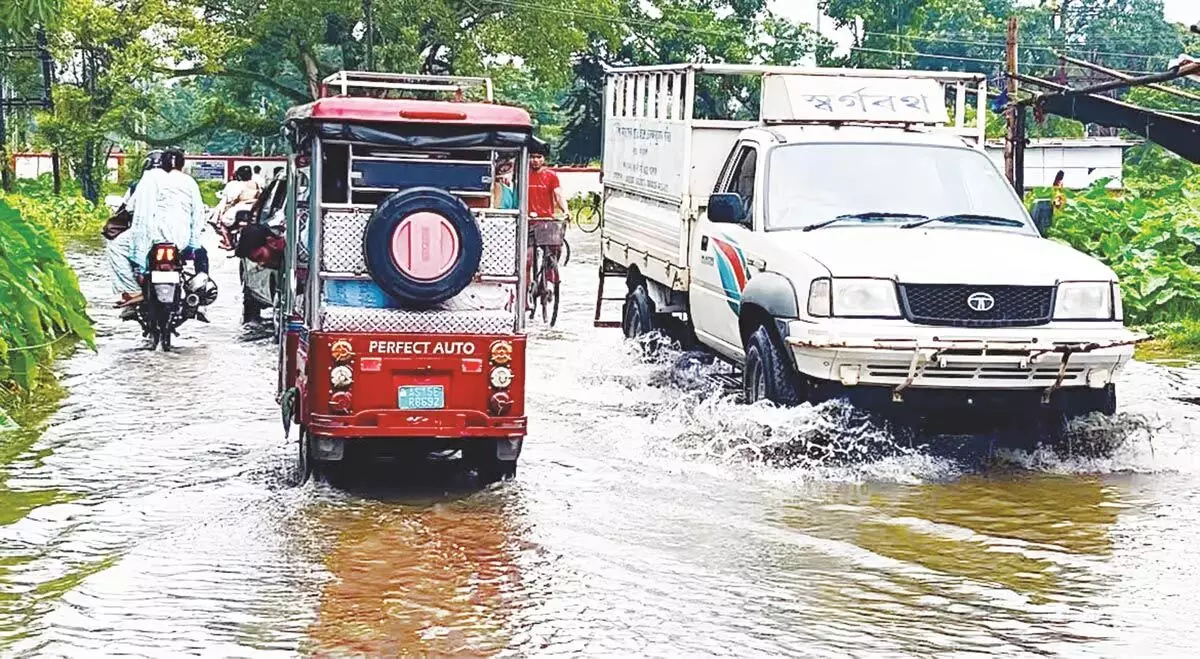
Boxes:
[526,147,567,289]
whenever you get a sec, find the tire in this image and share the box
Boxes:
[158,304,173,352]
[527,247,542,321]
[561,238,571,267]
[286,427,311,487]
[363,187,482,307]
[743,326,802,406]
[622,283,654,339]
[464,443,517,485]
[546,279,560,327]
[475,458,517,485]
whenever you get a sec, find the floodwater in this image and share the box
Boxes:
[2,230,1200,657]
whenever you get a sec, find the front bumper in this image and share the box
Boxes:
[784,320,1148,400]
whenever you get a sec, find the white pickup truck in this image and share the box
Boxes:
[594,63,1145,429]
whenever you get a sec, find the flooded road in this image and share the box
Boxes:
[3,231,1200,657]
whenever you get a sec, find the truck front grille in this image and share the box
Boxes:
[899,284,1054,328]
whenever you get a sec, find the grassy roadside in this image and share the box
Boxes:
[0,182,98,428]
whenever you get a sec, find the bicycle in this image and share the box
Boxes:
[571,191,602,234]
[527,218,566,326]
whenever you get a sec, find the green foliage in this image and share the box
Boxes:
[0,177,108,238]
[1043,152,1200,326]
[197,180,223,207]
[0,197,94,392]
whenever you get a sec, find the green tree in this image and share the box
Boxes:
[556,1,825,164]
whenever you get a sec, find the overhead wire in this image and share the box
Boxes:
[484,0,1183,80]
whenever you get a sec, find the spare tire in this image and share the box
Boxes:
[362,187,482,307]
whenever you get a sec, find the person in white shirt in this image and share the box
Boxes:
[213,165,262,249]
[109,148,207,309]
[252,165,266,189]
[106,151,167,305]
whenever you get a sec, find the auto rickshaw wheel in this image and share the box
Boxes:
[363,187,483,306]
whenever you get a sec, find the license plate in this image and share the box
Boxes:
[150,270,180,283]
[398,385,444,410]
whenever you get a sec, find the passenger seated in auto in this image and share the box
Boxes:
[491,156,517,210]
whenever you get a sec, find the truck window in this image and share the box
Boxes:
[722,145,757,222]
[765,143,1032,232]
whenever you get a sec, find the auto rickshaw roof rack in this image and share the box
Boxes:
[320,71,495,102]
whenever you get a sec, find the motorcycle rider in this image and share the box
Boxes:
[110,147,207,313]
[106,150,168,310]
[213,165,262,250]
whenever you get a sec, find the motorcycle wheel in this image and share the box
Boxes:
[159,304,174,351]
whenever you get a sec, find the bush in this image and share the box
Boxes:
[1,176,109,239]
[0,198,95,391]
[198,179,223,207]
[1042,156,1200,327]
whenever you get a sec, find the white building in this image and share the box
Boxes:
[984,137,1139,190]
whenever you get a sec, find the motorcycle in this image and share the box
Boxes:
[124,242,219,351]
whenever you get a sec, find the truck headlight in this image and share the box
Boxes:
[1054,281,1114,320]
[809,278,901,318]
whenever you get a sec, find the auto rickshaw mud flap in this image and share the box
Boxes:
[279,386,300,439]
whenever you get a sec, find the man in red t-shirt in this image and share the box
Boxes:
[526,149,567,294]
[527,151,566,219]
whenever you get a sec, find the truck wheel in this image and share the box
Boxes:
[622,283,655,339]
[743,326,802,406]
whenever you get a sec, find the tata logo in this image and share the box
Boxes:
[966,292,996,312]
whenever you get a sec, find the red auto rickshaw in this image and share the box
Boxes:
[276,71,535,483]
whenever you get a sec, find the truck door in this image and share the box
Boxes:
[690,142,760,359]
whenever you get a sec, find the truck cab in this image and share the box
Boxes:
[596,64,1145,430]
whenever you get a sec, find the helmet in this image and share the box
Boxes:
[144,150,165,171]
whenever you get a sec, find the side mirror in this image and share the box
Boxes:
[234,210,253,224]
[707,193,748,225]
[1030,199,1054,237]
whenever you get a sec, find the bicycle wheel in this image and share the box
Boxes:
[574,199,602,234]
[561,238,570,267]
[541,256,561,326]
[527,247,542,321]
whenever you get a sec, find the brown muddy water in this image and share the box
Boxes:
[2,231,1200,657]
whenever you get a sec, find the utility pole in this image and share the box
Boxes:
[1,70,10,193]
[1004,17,1021,191]
[365,0,375,71]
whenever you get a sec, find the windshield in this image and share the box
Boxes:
[766,143,1032,232]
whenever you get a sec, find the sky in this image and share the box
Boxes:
[771,0,1198,57]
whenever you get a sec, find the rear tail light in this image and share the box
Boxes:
[329,391,352,414]
[152,245,178,271]
[489,366,513,389]
[488,392,513,416]
[487,340,515,416]
[490,341,513,365]
[330,339,354,363]
[330,365,354,390]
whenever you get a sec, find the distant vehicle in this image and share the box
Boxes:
[595,63,1147,437]
[237,171,288,325]
[277,71,535,483]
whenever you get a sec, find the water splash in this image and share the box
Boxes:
[571,332,1200,482]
